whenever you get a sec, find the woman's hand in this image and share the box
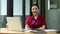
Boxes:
[25,24,31,30]
[38,25,46,30]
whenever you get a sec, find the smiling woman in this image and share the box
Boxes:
[25,4,47,30]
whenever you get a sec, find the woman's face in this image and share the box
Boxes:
[32,6,39,16]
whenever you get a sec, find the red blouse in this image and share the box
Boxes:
[26,16,47,29]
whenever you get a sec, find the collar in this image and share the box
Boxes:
[32,15,40,20]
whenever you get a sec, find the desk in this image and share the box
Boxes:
[0,28,57,34]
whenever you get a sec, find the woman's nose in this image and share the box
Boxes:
[33,10,36,12]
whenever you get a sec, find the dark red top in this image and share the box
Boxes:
[25,16,47,29]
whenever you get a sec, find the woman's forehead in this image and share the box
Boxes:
[32,6,38,9]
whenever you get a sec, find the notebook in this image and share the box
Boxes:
[6,17,22,32]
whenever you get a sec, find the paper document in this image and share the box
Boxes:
[24,29,38,32]
[44,29,57,32]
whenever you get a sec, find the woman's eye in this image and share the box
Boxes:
[35,8,37,9]
[33,8,37,10]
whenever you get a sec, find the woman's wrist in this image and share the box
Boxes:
[38,27,45,30]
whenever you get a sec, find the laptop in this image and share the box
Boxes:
[6,17,22,32]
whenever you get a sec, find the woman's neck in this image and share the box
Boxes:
[34,15,38,20]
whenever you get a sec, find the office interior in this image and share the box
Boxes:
[0,0,60,33]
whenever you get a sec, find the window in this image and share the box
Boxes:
[1,0,7,15]
[13,0,22,16]
[25,0,30,15]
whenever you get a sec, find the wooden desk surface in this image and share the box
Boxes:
[0,28,37,34]
[0,28,57,34]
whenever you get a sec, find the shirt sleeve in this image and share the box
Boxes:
[41,17,47,29]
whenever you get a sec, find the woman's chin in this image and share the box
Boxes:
[33,13,38,16]
[33,14,36,16]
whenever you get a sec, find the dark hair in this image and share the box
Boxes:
[32,4,39,9]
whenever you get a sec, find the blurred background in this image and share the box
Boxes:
[0,0,60,31]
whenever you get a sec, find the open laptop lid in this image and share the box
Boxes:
[6,17,22,31]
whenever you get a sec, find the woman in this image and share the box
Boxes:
[25,4,47,30]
